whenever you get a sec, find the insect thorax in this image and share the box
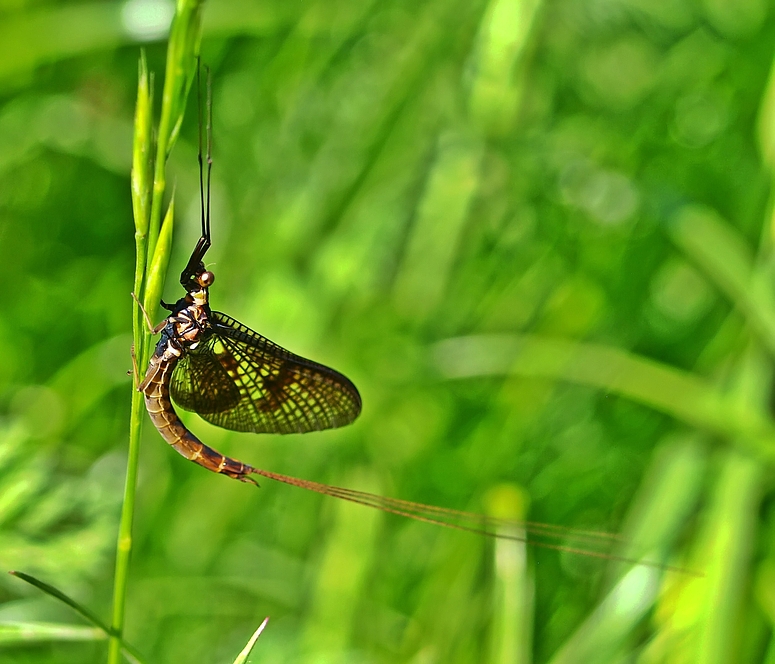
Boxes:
[154,301,211,359]
[173,303,211,346]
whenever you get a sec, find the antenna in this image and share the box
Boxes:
[205,65,213,244]
[180,59,213,290]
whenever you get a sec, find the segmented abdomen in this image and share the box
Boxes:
[141,356,256,483]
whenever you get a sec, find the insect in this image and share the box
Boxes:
[132,70,688,572]
[136,211,361,485]
[136,72,361,485]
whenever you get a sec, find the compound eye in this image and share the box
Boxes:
[198,271,215,287]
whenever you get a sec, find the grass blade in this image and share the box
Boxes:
[0,621,105,644]
[142,195,175,327]
[232,617,270,664]
[10,570,110,633]
[131,50,154,368]
[670,205,775,357]
[9,571,147,664]
[432,334,775,453]
[110,3,202,663]
[146,0,203,257]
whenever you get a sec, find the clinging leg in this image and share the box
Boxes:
[131,292,168,334]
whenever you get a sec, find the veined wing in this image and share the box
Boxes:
[170,311,362,434]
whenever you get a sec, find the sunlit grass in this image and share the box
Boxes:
[1,0,775,662]
[110,3,202,663]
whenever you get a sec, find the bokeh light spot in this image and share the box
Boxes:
[121,0,174,42]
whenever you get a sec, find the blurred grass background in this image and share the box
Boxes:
[1,0,775,662]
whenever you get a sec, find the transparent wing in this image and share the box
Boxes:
[170,311,362,434]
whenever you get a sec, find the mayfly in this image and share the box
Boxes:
[134,71,685,570]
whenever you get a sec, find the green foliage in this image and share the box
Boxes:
[113,3,202,663]
[8,572,144,663]
[230,617,268,664]
[1,0,775,663]
[0,622,104,645]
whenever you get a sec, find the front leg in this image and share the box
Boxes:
[132,292,168,334]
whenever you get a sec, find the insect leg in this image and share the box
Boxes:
[131,292,167,334]
[129,344,141,389]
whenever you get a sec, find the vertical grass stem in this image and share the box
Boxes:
[108,4,203,662]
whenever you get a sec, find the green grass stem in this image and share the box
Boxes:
[146,1,202,258]
[107,389,146,664]
[108,5,202,663]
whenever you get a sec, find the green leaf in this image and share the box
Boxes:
[432,334,775,453]
[131,51,155,371]
[142,195,175,340]
[645,450,763,662]
[670,205,775,357]
[546,437,707,663]
[758,52,775,171]
[163,0,204,158]
[113,4,203,662]
[9,571,147,664]
[232,617,270,664]
[132,50,153,241]
[0,621,105,644]
[10,570,111,633]
[147,0,203,258]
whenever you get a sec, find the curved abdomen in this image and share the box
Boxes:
[141,356,257,484]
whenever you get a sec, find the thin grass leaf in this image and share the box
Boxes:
[695,453,762,662]
[432,334,775,453]
[670,205,775,357]
[10,570,111,633]
[546,438,706,662]
[143,195,175,328]
[132,52,154,371]
[232,617,269,664]
[0,621,105,644]
[147,0,203,257]
[644,450,763,663]
[757,48,775,171]
[548,564,662,664]
[468,0,542,134]
[163,1,203,157]
[132,51,153,242]
[609,436,706,578]
[9,571,147,664]
[110,3,202,662]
